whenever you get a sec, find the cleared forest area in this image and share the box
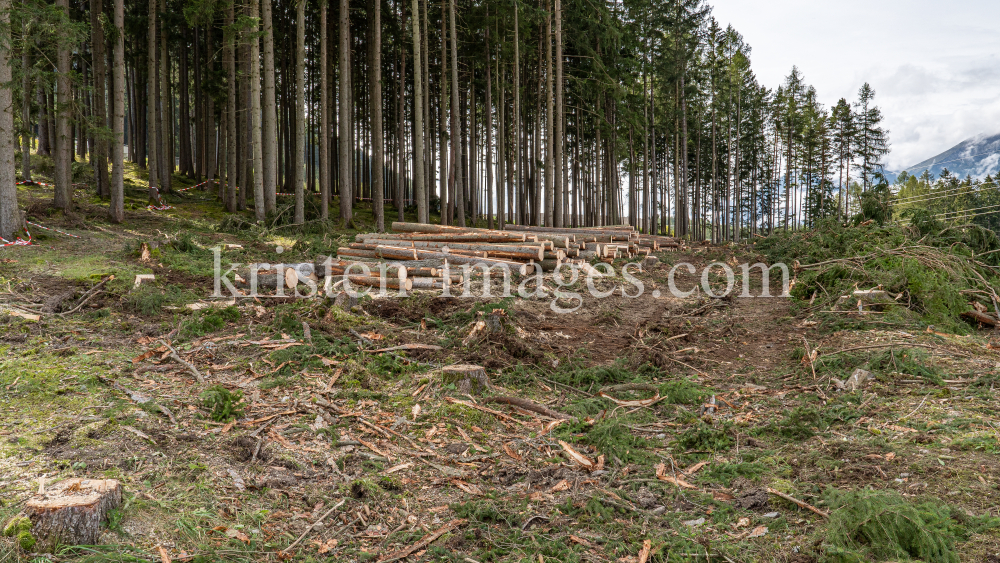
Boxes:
[2,167,1000,562]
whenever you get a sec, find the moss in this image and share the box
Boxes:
[3,517,34,551]
[3,516,30,537]
[16,530,35,551]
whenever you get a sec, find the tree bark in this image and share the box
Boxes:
[110,0,125,223]
[485,23,493,229]
[250,0,265,221]
[370,0,384,231]
[225,1,237,212]
[319,0,329,220]
[411,0,426,223]
[145,0,158,195]
[544,0,553,227]
[553,0,563,227]
[24,479,122,553]
[262,0,277,213]
[159,0,171,192]
[0,0,18,240]
[449,0,462,226]
[293,0,305,223]
[338,0,352,223]
[19,14,31,184]
[438,0,449,225]
[54,0,72,209]
[179,26,192,177]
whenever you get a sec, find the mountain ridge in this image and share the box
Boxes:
[891,132,1000,182]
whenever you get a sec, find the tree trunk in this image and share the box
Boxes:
[318,0,329,220]
[553,0,563,227]
[338,0,352,223]
[159,0,171,192]
[438,0,449,225]
[449,0,462,226]
[54,0,72,209]
[225,1,237,212]
[37,87,48,156]
[0,0,18,240]
[179,26,192,177]
[110,0,125,223]
[194,27,203,181]
[250,0,265,221]
[145,0,158,195]
[410,0,426,223]
[205,28,216,194]
[485,23,493,230]
[24,479,122,553]
[421,0,431,215]
[262,0,277,213]
[544,0,553,227]
[19,17,31,184]
[513,5,520,226]
[369,0,384,231]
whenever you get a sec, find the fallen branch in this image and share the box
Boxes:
[824,342,972,359]
[378,519,465,563]
[154,340,205,383]
[444,397,526,426]
[481,396,574,420]
[599,383,658,395]
[280,499,346,555]
[541,377,594,397]
[60,275,114,317]
[766,487,828,518]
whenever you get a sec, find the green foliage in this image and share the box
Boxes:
[675,422,733,451]
[756,219,1000,330]
[815,348,943,386]
[556,419,653,464]
[451,499,521,526]
[123,284,194,316]
[658,379,707,405]
[820,488,999,563]
[199,385,245,422]
[180,306,241,339]
[768,400,859,440]
[852,173,893,225]
[549,359,660,388]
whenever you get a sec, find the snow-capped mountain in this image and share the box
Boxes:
[894,132,1000,181]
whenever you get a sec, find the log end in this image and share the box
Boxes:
[441,365,490,396]
[22,478,123,552]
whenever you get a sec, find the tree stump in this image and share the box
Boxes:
[22,478,122,552]
[441,365,491,396]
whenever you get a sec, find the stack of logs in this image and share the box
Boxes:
[246,223,677,293]
[328,222,677,291]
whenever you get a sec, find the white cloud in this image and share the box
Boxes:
[708,0,1000,170]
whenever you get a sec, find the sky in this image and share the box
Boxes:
[707,0,1000,171]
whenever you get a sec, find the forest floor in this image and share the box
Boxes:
[3,162,1000,563]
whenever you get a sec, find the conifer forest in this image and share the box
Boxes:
[3,0,1000,561]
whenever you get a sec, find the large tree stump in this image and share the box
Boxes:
[441,365,491,396]
[22,478,122,552]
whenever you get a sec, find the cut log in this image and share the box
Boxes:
[441,365,491,396]
[22,478,122,552]
[962,310,998,327]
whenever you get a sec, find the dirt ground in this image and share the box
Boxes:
[3,176,1000,563]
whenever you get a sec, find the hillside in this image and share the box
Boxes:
[898,132,1000,180]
